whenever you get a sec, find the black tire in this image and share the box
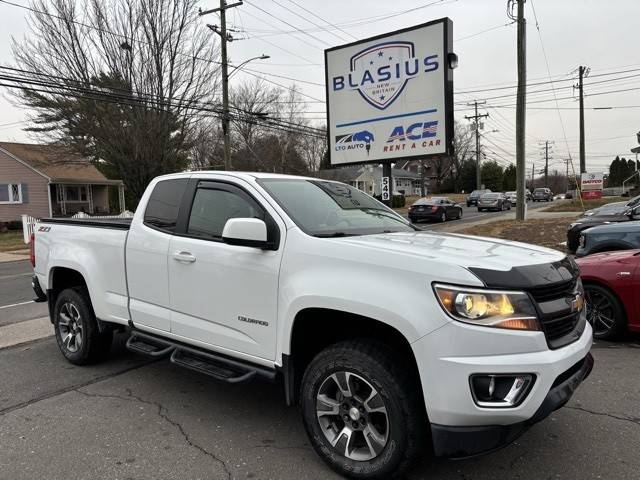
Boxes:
[457,209,463,219]
[53,287,113,365]
[300,340,424,479]
[584,283,627,340]
[440,212,447,223]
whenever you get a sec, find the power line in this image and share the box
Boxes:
[283,0,358,41]
[244,0,330,48]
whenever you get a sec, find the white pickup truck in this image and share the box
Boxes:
[31,172,593,479]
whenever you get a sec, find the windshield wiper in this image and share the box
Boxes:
[313,232,350,238]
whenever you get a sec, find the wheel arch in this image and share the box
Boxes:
[47,266,102,329]
[283,307,424,408]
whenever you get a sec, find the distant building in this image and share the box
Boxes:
[317,165,422,196]
[0,142,125,221]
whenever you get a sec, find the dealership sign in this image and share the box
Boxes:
[581,172,604,199]
[325,18,454,166]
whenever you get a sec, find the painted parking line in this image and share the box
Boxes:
[0,300,35,310]
[0,272,32,281]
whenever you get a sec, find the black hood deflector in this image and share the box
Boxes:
[469,256,578,289]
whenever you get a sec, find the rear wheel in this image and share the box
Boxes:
[584,284,627,340]
[457,209,463,219]
[53,287,113,365]
[300,340,424,479]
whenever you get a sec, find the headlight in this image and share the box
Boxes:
[579,234,586,248]
[433,284,539,331]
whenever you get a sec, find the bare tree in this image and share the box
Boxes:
[12,0,220,206]
[299,125,326,173]
[449,121,475,191]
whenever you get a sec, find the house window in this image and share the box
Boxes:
[0,183,22,204]
[63,185,88,203]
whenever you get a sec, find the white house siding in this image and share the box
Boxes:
[0,150,50,221]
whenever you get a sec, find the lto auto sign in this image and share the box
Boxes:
[581,172,604,200]
[325,18,454,166]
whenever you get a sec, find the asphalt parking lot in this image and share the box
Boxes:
[1,259,639,480]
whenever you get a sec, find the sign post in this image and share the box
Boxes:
[580,172,604,200]
[324,18,454,207]
[381,164,392,206]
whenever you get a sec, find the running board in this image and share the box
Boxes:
[126,334,174,358]
[126,330,276,384]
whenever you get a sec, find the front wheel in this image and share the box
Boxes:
[53,287,113,365]
[584,284,626,340]
[440,212,447,222]
[300,340,423,479]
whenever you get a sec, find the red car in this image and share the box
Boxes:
[576,249,640,340]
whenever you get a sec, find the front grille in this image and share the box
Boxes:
[526,278,582,348]
[539,312,580,342]
[527,279,576,302]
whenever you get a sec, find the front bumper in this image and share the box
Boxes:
[411,315,593,455]
[430,352,593,458]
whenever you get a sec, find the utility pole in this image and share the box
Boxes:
[511,0,527,220]
[465,100,489,189]
[565,158,570,191]
[576,65,589,174]
[200,0,243,170]
[531,162,535,189]
[539,140,553,187]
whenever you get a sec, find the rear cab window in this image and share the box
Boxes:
[143,178,189,233]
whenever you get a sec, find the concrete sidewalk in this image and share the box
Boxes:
[0,250,30,263]
[0,316,53,349]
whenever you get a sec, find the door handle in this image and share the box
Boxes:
[172,251,196,263]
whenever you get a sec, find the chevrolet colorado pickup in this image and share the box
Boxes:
[31,172,593,479]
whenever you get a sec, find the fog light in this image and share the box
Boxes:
[470,374,534,408]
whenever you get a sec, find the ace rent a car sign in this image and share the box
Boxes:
[325,18,453,166]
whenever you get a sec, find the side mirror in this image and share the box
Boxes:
[222,218,273,250]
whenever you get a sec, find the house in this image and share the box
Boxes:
[318,165,422,196]
[0,142,125,221]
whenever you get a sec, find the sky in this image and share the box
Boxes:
[0,0,639,176]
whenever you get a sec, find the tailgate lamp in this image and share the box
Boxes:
[29,233,35,268]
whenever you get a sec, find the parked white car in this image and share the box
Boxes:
[31,172,593,479]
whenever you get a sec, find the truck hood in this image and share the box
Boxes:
[336,230,565,272]
[585,220,640,233]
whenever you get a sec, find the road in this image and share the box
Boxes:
[0,335,638,479]
[409,199,553,229]
[2,237,639,479]
[0,260,47,327]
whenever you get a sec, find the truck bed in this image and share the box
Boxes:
[40,217,132,230]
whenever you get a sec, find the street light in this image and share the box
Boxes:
[228,54,270,78]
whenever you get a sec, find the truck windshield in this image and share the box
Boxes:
[259,179,414,237]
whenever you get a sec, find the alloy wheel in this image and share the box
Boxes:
[58,302,84,353]
[316,371,390,461]
[585,290,616,336]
